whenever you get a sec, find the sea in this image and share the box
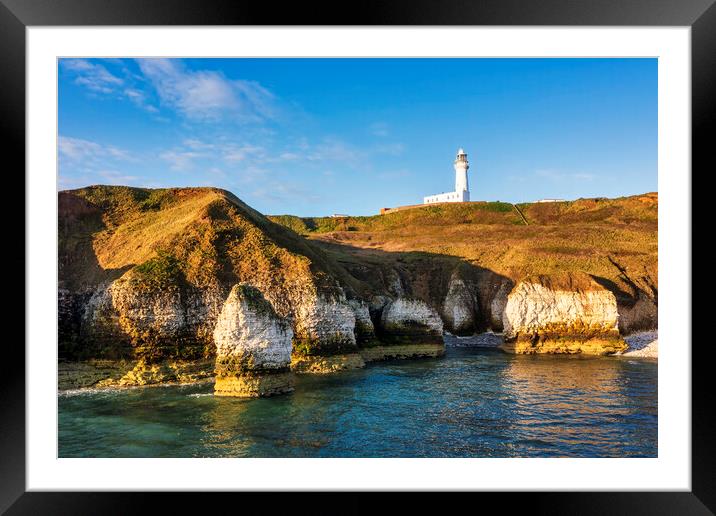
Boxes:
[58,346,657,458]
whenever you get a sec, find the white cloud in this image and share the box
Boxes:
[97,170,140,185]
[183,139,216,151]
[62,59,162,113]
[159,150,205,171]
[294,137,404,167]
[123,88,158,112]
[236,166,271,184]
[62,59,124,94]
[305,138,362,164]
[573,172,596,180]
[58,136,137,189]
[58,136,131,162]
[223,144,267,163]
[58,174,92,190]
[250,181,321,204]
[150,132,401,185]
[137,59,276,122]
[58,136,101,160]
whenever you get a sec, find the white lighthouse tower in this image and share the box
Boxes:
[454,148,470,201]
[423,148,472,204]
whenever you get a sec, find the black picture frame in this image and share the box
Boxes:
[1,0,709,513]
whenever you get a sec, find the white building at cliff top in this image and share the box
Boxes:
[424,148,471,204]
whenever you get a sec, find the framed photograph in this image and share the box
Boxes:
[3,0,709,512]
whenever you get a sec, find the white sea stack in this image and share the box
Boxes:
[213,283,294,397]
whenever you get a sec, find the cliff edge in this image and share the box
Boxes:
[58,187,658,392]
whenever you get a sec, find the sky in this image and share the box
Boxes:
[58,58,657,217]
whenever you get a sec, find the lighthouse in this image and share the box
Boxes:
[423,148,472,204]
[454,148,470,201]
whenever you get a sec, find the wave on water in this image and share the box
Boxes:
[58,377,215,397]
[58,348,658,458]
[58,387,127,397]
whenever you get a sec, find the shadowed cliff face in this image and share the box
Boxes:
[306,239,514,336]
[58,186,369,367]
[58,186,658,388]
[282,193,658,338]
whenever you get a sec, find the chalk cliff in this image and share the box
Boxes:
[276,192,658,339]
[500,273,628,355]
[361,298,445,361]
[441,270,479,335]
[58,186,374,388]
[213,284,294,397]
[290,290,364,373]
[349,299,379,347]
[58,186,658,391]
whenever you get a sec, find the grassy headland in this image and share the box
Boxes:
[268,193,658,306]
[59,186,657,365]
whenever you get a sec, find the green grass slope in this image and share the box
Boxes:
[58,185,362,296]
[269,193,658,305]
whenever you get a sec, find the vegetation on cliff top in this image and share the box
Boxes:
[269,200,523,235]
[270,194,656,235]
[267,193,657,306]
[58,185,364,299]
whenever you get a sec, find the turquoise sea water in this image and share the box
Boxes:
[58,347,657,458]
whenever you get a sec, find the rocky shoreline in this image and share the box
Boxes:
[59,271,656,393]
[445,330,658,357]
[58,359,215,391]
[621,331,659,358]
[58,186,658,397]
[59,328,658,393]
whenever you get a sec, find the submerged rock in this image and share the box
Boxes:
[500,273,627,355]
[213,284,294,397]
[98,358,214,388]
[58,359,136,390]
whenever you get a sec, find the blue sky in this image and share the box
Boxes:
[58,58,657,216]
